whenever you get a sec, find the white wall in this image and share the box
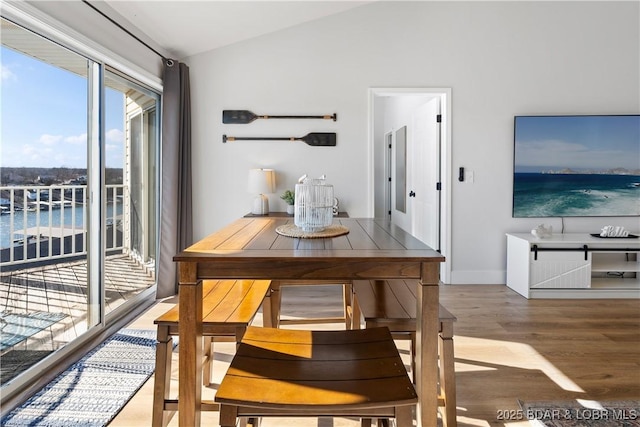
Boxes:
[186,1,639,284]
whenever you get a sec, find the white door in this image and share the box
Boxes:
[411,98,440,249]
[390,98,441,250]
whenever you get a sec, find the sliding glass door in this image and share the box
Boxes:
[0,16,159,393]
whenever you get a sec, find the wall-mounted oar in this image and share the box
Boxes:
[223,110,337,124]
[223,133,336,146]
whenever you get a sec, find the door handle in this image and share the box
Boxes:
[409,191,416,197]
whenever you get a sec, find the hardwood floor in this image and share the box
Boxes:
[111,284,640,427]
[440,285,640,426]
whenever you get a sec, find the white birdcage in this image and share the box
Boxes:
[294,175,334,232]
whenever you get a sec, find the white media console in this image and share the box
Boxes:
[506,233,640,299]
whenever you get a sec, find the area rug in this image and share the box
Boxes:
[0,311,67,351]
[519,399,640,427]
[0,329,157,427]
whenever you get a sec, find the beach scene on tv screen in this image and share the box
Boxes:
[513,115,640,218]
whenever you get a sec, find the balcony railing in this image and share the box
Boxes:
[1,184,126,268]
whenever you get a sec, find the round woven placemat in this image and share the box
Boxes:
[276,223,349,239]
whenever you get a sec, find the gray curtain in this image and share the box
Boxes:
[157,59,193,298]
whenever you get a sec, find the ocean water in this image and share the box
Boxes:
[513,173,640,217]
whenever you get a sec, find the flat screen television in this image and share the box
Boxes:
[513,115,640,218]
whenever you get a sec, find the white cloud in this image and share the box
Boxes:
[38,134,63,145]
[65,133,87,145]
[1,64,16,81]
[22,144,54,164]
[22,145,38,157]
[106,128,124,143]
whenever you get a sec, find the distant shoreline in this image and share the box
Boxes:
[515,170,640,176]
[1,167,123,186]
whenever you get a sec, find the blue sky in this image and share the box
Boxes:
[1,46,124,169]
[514,115,640,173]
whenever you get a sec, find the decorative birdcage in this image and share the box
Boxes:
[294,175,334,232]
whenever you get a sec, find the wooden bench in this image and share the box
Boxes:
[352,279,458,427]
[215,326,417,427]
[268,280,354,329]
[151,279,271,427]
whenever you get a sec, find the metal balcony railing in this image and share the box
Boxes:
[0,184,126,268]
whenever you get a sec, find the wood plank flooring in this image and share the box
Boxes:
[111,284,640,426]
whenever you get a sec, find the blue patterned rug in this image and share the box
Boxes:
[1,329,157,427]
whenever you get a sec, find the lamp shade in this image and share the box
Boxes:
[248,169,275,215]
[248,168,276,194]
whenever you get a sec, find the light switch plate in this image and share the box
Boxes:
[467,171,475,183]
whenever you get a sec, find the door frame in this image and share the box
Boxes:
[368,87,452,284]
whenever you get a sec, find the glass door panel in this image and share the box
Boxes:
[103,70,158,318]
[0,18,94,385]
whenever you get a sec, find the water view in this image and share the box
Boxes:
[513,173,640,217]
[0,202,123,249]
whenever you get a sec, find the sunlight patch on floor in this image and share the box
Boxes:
[455,335,585,393]
[453,361,498,373]
[455,415,491,426]
[576,399,610,410]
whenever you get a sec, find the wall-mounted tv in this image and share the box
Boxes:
[513,115,640,218]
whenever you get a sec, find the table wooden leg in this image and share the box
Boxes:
[178,262,203,426]
[416,263,440,427]
[439,321,457,427]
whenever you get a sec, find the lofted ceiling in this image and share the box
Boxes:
[102,1,372,59]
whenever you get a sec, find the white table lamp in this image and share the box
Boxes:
[248,168,275,215]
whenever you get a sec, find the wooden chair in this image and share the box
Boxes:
[152,279,272,427]
[215,326,417,427]
[352,279,458,427]
[268,280,354,329]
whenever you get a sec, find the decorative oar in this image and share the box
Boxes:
[223,133,336,146]
[223,110,337,124]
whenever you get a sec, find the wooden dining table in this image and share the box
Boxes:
[173,216,445,426]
